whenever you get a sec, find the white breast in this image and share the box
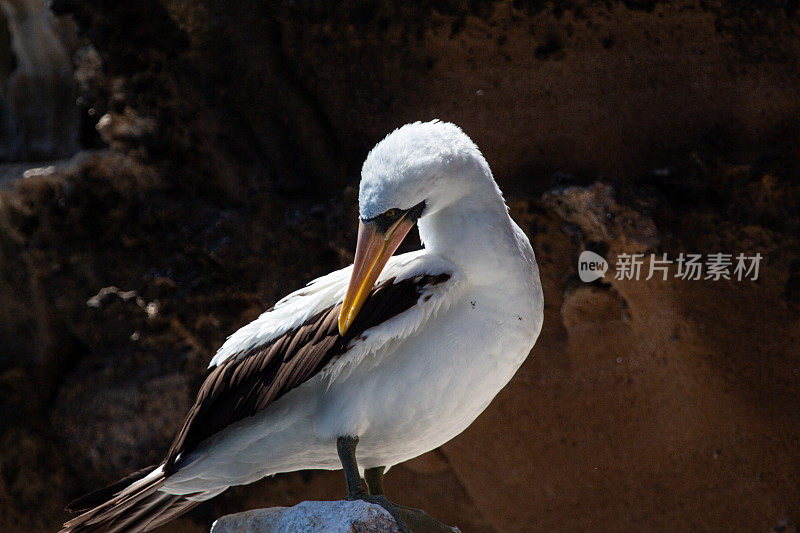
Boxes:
[315,247,542,468]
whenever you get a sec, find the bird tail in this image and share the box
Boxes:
[60,464,204,532]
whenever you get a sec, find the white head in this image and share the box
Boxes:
[338,120,505,335]
[358,120,498,221]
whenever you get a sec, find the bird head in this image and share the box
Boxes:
[338,120,491,335]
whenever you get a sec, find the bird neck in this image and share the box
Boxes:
[418,184,528,285]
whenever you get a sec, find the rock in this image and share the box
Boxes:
[542,181,659,254]
[560,283,633,364]
[95,108,156,151]
[0,0,79,160]
[0,2,799,532]
[402,450,450,476]
[210,500,400,533]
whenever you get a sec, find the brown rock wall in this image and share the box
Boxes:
[0,1,798,531]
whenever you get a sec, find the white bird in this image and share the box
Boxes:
[61,120,544,532]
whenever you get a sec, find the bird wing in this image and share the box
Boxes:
[164,250,463,473]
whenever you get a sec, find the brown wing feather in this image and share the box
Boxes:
[60,468,201,533]
[163,273,450,473]
[65,465,159,513]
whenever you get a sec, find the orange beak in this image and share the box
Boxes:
[338,214,415,335]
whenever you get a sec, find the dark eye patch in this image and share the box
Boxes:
[369,209,401,233]
[406,200,426,221]
[362,200,427,233]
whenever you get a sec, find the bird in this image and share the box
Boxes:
[61,120,544,532]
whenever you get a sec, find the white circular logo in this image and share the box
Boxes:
[578,250,608,282]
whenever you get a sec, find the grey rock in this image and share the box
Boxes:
[210,500,400,533]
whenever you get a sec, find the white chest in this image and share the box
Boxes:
[314,279,541,465]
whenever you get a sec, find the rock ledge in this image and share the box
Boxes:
[210,500,401,533]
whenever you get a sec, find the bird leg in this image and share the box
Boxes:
[336,437,411,532]
[364,466,385,495]
[337,436,367,498]
[356,456,459,533]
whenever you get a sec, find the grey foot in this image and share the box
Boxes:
[394,504,460,533]
[349,493,412,533]
[337,439,456,532]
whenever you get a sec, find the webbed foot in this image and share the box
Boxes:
[337,439,457,532]
[349,492,413,533]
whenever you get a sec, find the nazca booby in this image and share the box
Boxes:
[61,120,544,532]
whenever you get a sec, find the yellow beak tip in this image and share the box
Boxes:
[337,314,349,336]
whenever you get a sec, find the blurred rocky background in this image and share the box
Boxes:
[0,1,798,531]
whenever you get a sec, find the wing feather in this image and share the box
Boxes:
[163,256,459,473]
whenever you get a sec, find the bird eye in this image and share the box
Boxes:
[384,209,398,220]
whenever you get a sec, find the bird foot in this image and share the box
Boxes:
[394,504,460,533]
[349,493,458,533]
[348,493,412,533]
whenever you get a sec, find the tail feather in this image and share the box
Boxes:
[66,465,159,513]
[61,464,206,532]
[136,493,204,531]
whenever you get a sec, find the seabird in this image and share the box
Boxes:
[61,120,544,532]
